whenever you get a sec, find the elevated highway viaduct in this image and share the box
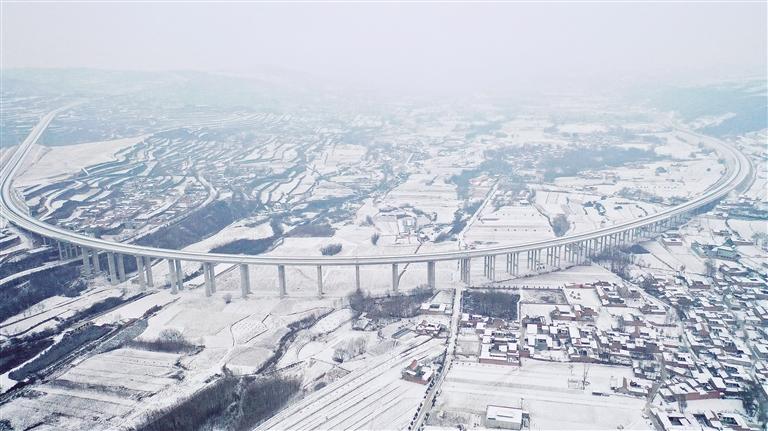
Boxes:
[0,108,752,298]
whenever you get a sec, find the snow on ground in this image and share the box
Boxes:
[257,336,445,431]
[383,174,460,224]
[493,264,625,288]
[465,205,554,246]
[15,135,148,187]
[0,284,123,337]
[2,348,184,431]
[433,359,651,430]
[181,220,273,253]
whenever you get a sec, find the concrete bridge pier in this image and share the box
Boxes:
[205,262,214,293]
[459,258,471,284]
[144,257,154,287]
[81,248,91,276]
[427,261,436,289]
[136,256,146,290]
[167,259,178,294]
[107,252,118,285]
[514,252,520,275]
[483,255,495,280]
[278,264,287,297]
[526,251,533,270]
[506,253,519,275]
[174,260,184,291]
[316,265,324,297]
[240,264,250,298]
[203,262,212,297]
[203,262,215,296]
[391,263,399,292]
[116,254,126,282]
[91,249,101,274]
[203,262,213,297]
[355,265,361,292]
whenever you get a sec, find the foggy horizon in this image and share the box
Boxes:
[2,2,766,95]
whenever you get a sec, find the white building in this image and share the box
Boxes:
[485,405,524,430]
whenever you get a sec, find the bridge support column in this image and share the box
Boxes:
[107,252,118,285]
[460,258,471,284]
[168,259,178,294]
[144,257,153,287]
[240,264,250,298]
[316,265,324,297]
[427,261,436,289]
[81,248,91,276]
[391,263,399,292]
[92,249,101,274]
[278,264,287,297]
[57,242,64,260]
[355,265,361,291]
[206,262,214,293]
[136,256,146,290]
[203,262,212,297]
[513,252,520,275]
[175,260,184,291]
[483,256,495,280]
[117,254,126,282]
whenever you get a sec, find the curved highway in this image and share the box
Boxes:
[0,108,751,267]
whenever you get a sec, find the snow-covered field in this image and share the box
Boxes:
[15,135,148,187]
[2,348,184,431]
[464,205,554,246]
[433,359,651,430]
[258,336,445,431]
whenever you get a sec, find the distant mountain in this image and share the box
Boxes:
[645,78,767,137]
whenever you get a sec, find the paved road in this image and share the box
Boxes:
[0,108,751,267]
[412,283,463,430]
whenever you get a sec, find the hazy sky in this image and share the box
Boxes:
[2,2,766,93]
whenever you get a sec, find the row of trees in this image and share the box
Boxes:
[0,266,85,322]
[551,214,570,237]
[348,287,434,319]
[332,336,368,362]
[463,290,520,320]
[320,243,342,256]
[140,375,300,431]
[128,328,197,354]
